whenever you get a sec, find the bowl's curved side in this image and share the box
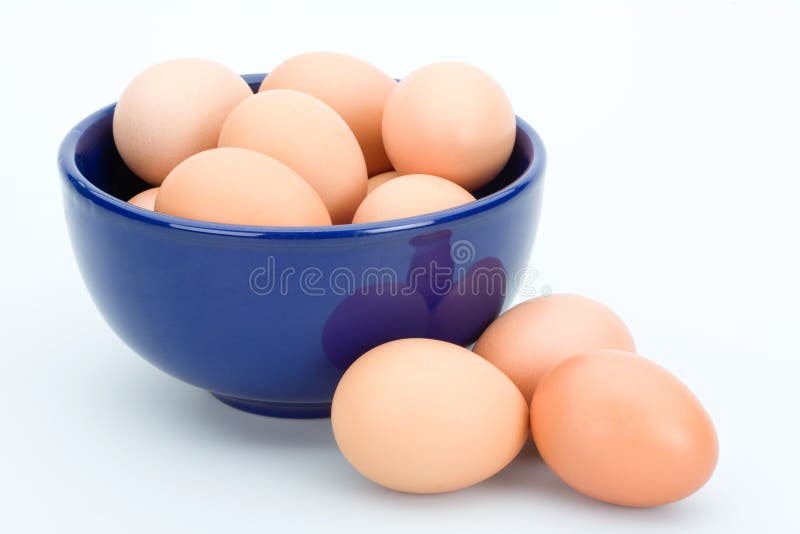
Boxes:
[58,85,545,417]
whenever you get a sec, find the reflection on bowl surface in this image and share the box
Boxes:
[59,73,546,418]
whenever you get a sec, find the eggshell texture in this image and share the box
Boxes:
[331,338,528,494]
[155,147,331,227]
[260,52,396,175]
[219,90,367,224]
[367,170,399,194]
[352,174,475,224]
[128,187,159,210]
[474,294,635,402]
[531,350,719,507]
[113,58,252,185]
[382,62,516,191]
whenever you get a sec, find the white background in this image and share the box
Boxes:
[2,1,798,532]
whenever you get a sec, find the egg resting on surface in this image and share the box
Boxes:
[331,338,528,494]
[260,52,396,176]
[219,89,367,224]
[113,58,252,186]
[474,294,636,402]
[531,349,719,507]
[155,147,331,227]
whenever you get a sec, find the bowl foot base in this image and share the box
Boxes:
[211,393,331,419]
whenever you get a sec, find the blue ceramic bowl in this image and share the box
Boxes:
[59,73,546,418]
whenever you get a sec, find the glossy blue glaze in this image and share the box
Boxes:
[58,73,546,418]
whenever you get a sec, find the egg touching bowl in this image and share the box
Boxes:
[58,73,546,419]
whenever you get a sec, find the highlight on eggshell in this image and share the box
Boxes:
[260,51,397,176]
[382,61,516,192]
[531,349,719,507]
[331,338,528,494]
[218,89,368,225]
[112,58,252,186]
[473,294,636,402]
[352,174,476,224]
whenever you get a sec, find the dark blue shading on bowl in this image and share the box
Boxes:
[407,230,456,309]
[322,283,429,370]
[427,257,507,346]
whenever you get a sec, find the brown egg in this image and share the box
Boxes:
[219,90,367,224]
[259,52,396,175]
[155,147,331,227]
[128,187,159,210]
[113,58,252,185]
[332,338,528,494]
[474,294,636,402]
[531,350,719,507]
[382,62,516,191]
[367,170,399,194]
[352,174,475,224]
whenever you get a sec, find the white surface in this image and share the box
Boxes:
[2,1,799,532]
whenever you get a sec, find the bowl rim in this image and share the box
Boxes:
[58,73,546,239]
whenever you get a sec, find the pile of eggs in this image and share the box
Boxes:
[117,53,515,225]
[332,294,718,506]
[112,54,717,507]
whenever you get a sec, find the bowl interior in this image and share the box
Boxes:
[70,74,538,231]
